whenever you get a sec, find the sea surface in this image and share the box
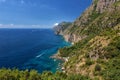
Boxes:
[0,29,70,72]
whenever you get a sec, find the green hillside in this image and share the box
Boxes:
[0,68,90,80]
[0,0,120,80]
[54,0,120,80]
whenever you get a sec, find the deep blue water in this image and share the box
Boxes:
[0,29,70,72]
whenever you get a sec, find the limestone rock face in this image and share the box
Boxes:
[53,22,72,35]
[95,0,119,13]
[54,0,120,43]
[53,0,120,79]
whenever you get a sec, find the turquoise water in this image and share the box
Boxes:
[0,29,70,72]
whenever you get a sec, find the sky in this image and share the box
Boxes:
[0,0,92,28]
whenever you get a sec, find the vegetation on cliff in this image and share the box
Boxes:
[59,27,120,80]
[0,0,120,80]
[0,68,90,80]
[55,0,120,80]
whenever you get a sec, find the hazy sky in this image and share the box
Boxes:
[0,0,92,28]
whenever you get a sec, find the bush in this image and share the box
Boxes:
[95,64,101,71]
[0,68,91,80]
[86,59,93,66]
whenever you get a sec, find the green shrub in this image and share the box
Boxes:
[86,59,93,66]
[0,68,91,80]
[95,64,101,71]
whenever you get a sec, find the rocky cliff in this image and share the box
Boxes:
[54,0,120,80]
[53,22,72,35]
[55,0,120,43]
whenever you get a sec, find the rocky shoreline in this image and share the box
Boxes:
[50,51,69,62]
[50,53,65,61]
[50,52,70,72]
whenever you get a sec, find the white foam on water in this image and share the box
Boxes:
[36,52,45,58]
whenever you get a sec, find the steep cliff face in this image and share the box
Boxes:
[60,25,120,80]
[55,0,120,80]
[56,0,120,43]
[53,22,72,35]
[95,0,119,13]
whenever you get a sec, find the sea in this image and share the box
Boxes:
[0,29,70,73]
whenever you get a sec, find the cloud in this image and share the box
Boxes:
[0,24,51,28]
[0,0,26,5]
[20,0,25,4]
[0,24,3,26]
[54,23,59,26]
[0,0,6,3]
[37,4,56,10]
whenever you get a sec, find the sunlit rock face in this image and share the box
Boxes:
[96,0,119,13]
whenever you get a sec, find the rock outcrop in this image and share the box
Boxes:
[54,0,120,43]
[54,0,120,79]
[96,0,119,13]
[53,22,72,35]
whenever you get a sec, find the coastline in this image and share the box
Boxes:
[50,34,71,62]
[50,51,69,62]
[0,29,70,73]
[50,50,70,63]
[50,51,70,72]
[52,29,72,72]
[50,53,65,61]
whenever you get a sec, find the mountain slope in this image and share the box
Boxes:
[55,0,120,80]
[55,0,120,43]
[0,0,119,80]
